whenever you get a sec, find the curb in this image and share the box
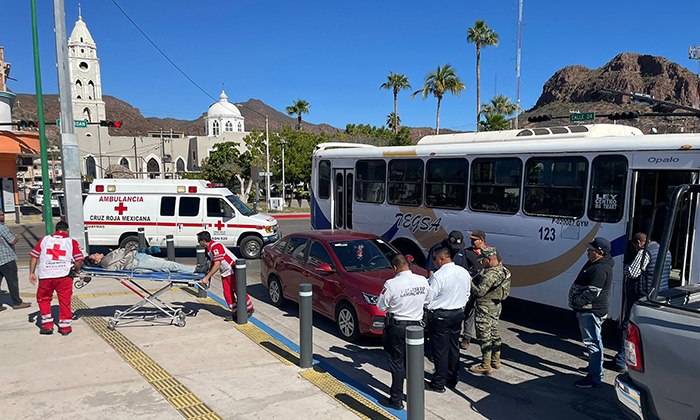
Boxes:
[271,214,310,219]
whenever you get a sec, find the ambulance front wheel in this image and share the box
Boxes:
[240,236,263,259]
[120,235,140,251]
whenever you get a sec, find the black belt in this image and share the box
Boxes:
[428,308,463,313]
[394,320,422,326]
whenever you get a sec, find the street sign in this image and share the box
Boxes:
[260,171,272,177]
[569,112,595,123]
[56,119,88,128]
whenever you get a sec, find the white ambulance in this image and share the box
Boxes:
[83,179,280,259]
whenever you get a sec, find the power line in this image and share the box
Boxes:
[109,0,217,103]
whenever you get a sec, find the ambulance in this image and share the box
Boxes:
[83,179,280,259]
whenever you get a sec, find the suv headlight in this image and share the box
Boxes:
[362,292,379,305]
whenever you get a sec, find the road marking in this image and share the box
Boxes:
[72,296,223,420]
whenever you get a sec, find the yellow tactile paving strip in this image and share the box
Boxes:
[71,296,223,420]
[193,294,398,420]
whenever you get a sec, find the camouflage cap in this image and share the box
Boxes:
[477,246,498,260]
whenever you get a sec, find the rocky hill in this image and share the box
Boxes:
[521,53,700,133]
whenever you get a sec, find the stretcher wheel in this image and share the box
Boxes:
[108,320,117,330]
[114,310,122,317]
[176,314,186,328]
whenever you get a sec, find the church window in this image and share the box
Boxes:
[147,158,160,177]
[83,107,92,122]
[81,48,85,54]
[79,62,88,71]
[225,121,233,132]
[86,156,96,179]
[80,37,83,42]
[119,158,129,169]
[176,158,185,172]
[212,121,220,136]
[238,122,243,132]
[88,81,96,100]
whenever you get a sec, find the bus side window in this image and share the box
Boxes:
[470,158,521,214]
[588,155,628,223]
[355,160,386,204]
[426,158,467,209]
[388,159,423,207]
[523,156,588,218]
[318,160,331,199]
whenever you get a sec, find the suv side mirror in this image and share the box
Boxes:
[315,263,335,273]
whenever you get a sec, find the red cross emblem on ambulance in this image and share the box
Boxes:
[210,220,225,231]
[114,202,128,215]
[46,244,66,261]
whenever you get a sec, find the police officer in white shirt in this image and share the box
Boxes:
[424,247,471,392]
[377,254,429,410]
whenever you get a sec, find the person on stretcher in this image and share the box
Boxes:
[86,247,207,274]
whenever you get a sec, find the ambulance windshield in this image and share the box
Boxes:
[227,195,255,216]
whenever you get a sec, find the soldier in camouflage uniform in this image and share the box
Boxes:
[469,246,511,375]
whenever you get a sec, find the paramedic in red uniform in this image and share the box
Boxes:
[197,231,254,320]
[29,221,84,335]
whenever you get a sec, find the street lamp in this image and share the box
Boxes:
[235,103,270,210]
[280,138,286,209]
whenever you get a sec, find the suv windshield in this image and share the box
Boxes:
[227,195,254,216]
[330,238,398,272]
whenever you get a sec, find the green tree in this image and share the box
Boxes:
[340,123,411,146]
[199,142,253,198]
[481,94,521,118]
[380,72,411,133]
[286,99,310,131]
[467,20,499,129]
[411,64,466,134]
[386,112,401,131]
[479,113,510,131]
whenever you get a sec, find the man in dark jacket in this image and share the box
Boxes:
[568,237,614,388]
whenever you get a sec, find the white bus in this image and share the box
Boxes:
[310,124,700,320]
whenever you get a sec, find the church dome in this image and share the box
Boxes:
[208,90,242,118]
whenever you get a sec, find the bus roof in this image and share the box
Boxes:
[314,124,700,158]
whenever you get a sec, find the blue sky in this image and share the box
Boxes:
[2,0,699,132]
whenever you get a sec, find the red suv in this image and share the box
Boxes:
[261,230,428,341]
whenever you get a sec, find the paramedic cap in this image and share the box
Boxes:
[448,231,465,249]
[469,230,486,241]
[477,246,498,260]
[585,237,611,255]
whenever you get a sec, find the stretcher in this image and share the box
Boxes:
[76,267,206,330]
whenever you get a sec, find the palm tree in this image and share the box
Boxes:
[386,112,401,131]
[380,72,411,133]
[481,94,522,118]
[479,114,510,131]
[411,64,466,134]
[467,20,499,129]
[286,99,310,130]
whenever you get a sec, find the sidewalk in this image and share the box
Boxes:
[0,270,390,420]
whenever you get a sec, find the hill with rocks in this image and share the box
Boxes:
[521,53,700,134]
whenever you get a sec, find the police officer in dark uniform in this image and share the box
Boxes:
[425,230,470,276]
[377,254,429,410]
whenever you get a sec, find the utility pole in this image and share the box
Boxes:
[160,128,165,179]
[31,0,53,233]
[53,0,84,245]
[133,137,139,179]
[514,0,524,129]
[689,45,700,77]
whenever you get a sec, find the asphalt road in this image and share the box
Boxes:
[9,216,627,419]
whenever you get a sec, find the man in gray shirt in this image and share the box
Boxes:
[0,211,31,311]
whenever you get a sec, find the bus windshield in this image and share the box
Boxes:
[227,195,255,216]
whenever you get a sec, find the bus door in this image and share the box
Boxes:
[332,169,354,230]
[628,170,699,287]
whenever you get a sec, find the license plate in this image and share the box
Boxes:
[615,377,643,420]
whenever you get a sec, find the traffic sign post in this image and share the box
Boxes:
[56,119,88,128]
[570,112,595,123]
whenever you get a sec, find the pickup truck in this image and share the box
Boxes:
[615,184,700,420]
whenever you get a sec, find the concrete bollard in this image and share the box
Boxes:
[166,234,175,261]
[235,259,247,325]
[195,245,207,298]
[299,283,313,368]
[84,226,90,254]
[406,326,425,420]
[137,227,146,250]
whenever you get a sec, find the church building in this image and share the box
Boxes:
[70,13,248,180]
